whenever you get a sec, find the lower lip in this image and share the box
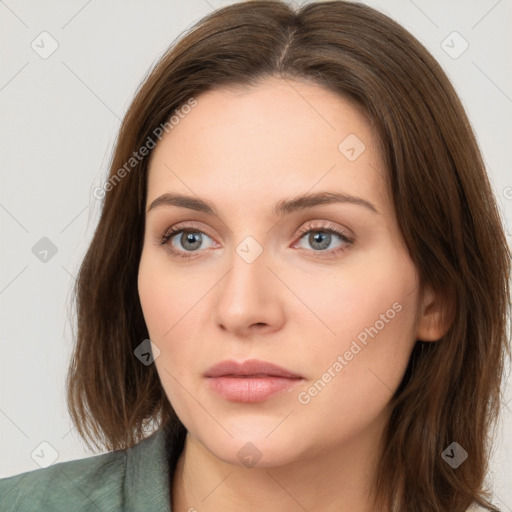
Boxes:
[206,376,303,402]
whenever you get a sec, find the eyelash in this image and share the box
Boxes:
[158,221,354,260]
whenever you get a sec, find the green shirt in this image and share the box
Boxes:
[0,429,492,511]
[0,427,179,511]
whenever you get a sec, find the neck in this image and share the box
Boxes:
[171,416,388,512]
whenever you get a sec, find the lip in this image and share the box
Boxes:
[204,359,304,403]
[204,359,302,379]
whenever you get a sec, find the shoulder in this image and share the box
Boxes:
[0,446,126,512]
[0,428,172,512]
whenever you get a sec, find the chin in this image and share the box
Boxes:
[191,424,306,468]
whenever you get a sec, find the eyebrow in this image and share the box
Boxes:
[146,191,378,216]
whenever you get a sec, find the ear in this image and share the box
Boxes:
[415,284,455,342]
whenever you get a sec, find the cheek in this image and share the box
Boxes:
[137,259,198,416]
[137,251,210,384]
[137,248,207,340]
[288,251,418,361]
[137,257,168,339]
[293,247,417,373]
[294,266,418,433]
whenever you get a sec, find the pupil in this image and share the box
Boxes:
[311,231,330,250]
[183,232,201,250]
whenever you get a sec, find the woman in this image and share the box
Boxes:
[0,1,509,511]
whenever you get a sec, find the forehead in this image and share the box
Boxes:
[146,77,387,215]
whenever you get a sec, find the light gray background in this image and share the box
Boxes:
[1,0,511,508]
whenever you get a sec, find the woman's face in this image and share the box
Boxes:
[138,77,430,467]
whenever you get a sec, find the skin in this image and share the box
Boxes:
[137,77,447,512]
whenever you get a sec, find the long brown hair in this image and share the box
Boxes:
[66,1,511,510]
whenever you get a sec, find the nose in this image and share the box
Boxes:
[212,241,286,338]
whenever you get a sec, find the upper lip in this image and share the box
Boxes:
[204,359,302,379]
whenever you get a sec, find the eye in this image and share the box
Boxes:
[158,220,354,260]
[293,221,354,257]
[159,223,216,259]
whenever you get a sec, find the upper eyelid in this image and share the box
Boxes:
[163,221,212,238]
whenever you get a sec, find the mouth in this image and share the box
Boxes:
[204,359,304,403]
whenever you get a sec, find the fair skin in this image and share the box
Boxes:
[137,77,447,512]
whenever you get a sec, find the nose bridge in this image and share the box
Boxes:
[212,233,284,333]
[221,235,270,311]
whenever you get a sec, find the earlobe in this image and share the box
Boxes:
[415,285,455,342]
